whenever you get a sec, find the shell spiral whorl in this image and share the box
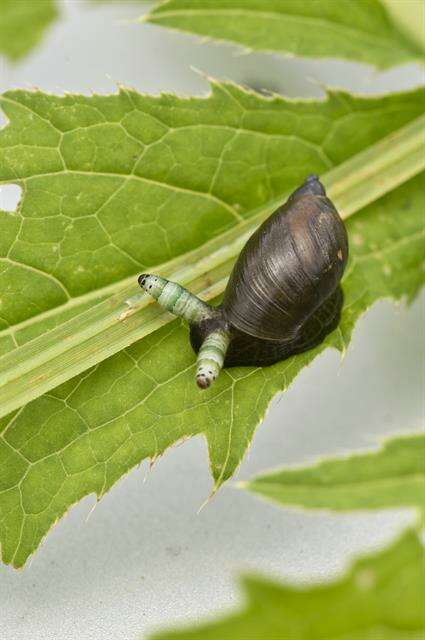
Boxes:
[191,174,348,368]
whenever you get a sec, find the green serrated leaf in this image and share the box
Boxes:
[144,0,425,69]
[0,175,423,568]
[0,0,58,61]
[150,530,425,639]
[241,434,425,520]
[0,84,423,567]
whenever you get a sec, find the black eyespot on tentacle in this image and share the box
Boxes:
[138,274,149,287]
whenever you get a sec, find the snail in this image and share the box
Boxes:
[138,175,348,389]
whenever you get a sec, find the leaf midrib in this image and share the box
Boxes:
[5,214,420,343]
[354,228,425,263]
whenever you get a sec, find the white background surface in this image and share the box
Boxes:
[0,2,424,639]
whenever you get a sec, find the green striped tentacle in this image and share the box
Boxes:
[138,274,212,323]
[196,329,230,389]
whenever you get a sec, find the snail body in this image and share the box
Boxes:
[139,175,348,389]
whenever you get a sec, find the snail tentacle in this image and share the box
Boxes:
[195,328,230,389]
[138,274,213,323]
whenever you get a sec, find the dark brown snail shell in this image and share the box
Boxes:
[190,175,348,367]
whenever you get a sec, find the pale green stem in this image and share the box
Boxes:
[0,114,424,418]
